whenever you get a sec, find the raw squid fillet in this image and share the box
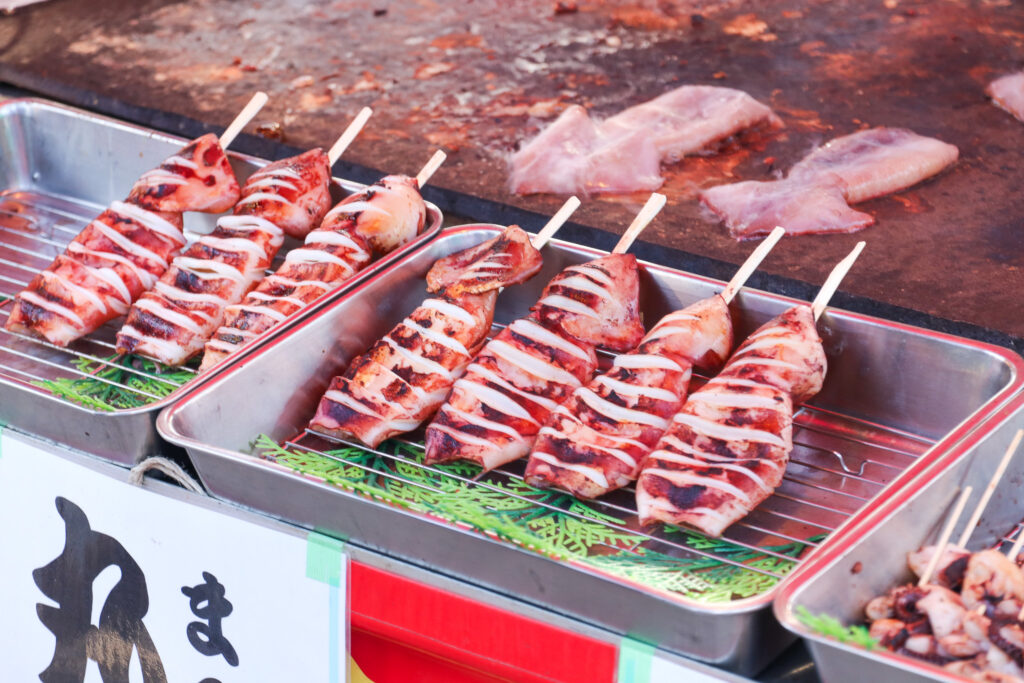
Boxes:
[789,128,960,204]
[701,177,874,240]
[510,85,780,196]
[988,71,1024,124]
[702,127,958,239]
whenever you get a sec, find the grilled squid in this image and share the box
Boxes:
[5,134,245,346]
[308,226,544,447]
[424,253,645,471]
[115,149,332,365]
[199,174,426,372]
[128,133,241,214]
[525,294,733,498]
[635,305,827,537]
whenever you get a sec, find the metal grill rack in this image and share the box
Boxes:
[0,190,198,407]
[265,321,936,587]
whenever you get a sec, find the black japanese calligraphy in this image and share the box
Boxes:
[34,496,167,683]
[181,572,238,667]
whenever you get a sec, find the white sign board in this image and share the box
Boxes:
[0,429,348,683]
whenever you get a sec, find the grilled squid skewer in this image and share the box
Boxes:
[308,222,552,447]
[115,111,374,366]
[198,149,440,373]
[525,227,785,498]
[424,194,667,471]
[635,242,864,536]
[4,93,269,346]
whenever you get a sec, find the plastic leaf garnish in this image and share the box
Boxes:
[32,353,194,411]
[255,434,822,603]
[795,606,878,650]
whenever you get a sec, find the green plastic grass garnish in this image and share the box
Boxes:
[255,434,823,602]
[795,605,879,650]
[32,353,194,411]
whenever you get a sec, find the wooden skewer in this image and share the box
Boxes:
[811,241,865,322]
[219,91,269,149]
[1009,523,1024,563]
[415,150,447,188]
[612,192,666,255]
[957,428,1024,549]
[327,107,373,166]
[918,485,973,587]
[531,196,581,251]
[720,226,785,305]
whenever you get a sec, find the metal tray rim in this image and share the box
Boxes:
[159,224,1024,615]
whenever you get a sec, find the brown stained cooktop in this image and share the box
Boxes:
[1,0,1023,336]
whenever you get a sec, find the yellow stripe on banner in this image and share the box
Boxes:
[350,655,374,683]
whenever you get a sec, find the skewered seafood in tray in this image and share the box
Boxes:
[0,99,443,465]
[158,225,1023,675]
[775,388,1024,682]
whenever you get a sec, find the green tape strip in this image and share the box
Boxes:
[306,531,345,587]
[617,637,655,683]
[306,531,346,682]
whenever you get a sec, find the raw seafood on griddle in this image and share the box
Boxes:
[988,72,1024,124]
[510,85,781,196]
[702,127,959,240]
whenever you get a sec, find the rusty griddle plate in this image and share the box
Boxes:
[0,0,1023,340]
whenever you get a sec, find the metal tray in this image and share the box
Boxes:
[158,225,1024,675]
[775,390,1024,682]
[0,98,443,465]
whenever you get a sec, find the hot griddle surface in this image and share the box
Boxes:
[0,0,1022,339]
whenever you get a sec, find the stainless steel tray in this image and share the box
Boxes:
[158,225,1024,675]
[775,390,1024,682]
[0,98,443,465]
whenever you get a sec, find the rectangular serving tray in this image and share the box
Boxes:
[775,387,1024,682]
[158,225,1024,675]
[0,98,443,465]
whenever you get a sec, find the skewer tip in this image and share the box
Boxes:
[531,195,581,250]
[811,240,867,322]
[327,106,373,166]
[720,225,787,305]
[918,485,973,587]
[219,91,270,149]
[612,192,667,254]
[415,150,447,188]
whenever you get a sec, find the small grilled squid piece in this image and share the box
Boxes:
[199,174,426,372]
[308,225,544,447]
[128,133,241,214]
[424,253,644,471]
[962,550,1024,619]
[635,304,827,536]
[909,544,972,591]
[115,148,333,365]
